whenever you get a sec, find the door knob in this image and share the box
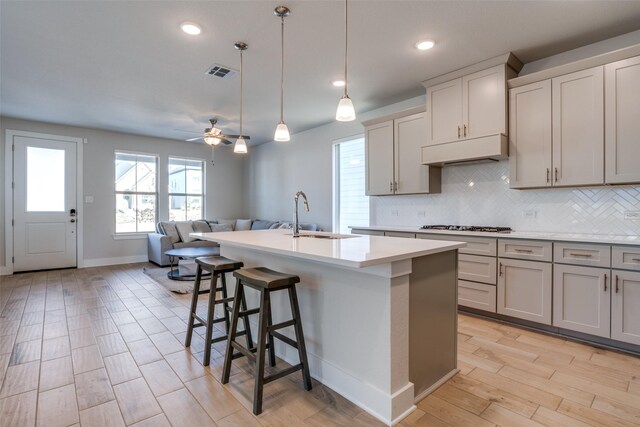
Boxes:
[70,219,76,223]
[70,208,77,217]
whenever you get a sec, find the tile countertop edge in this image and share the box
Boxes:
[190,230,466,269]
[349,226,640,246]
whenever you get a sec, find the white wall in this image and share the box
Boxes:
[245,96,426,231]
[1,116,246,269]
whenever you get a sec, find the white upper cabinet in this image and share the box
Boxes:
[605,56,640,184]
[364,111,440,196]
[426,65,506,147]
[552,67,604,186]
[509,80,552,188]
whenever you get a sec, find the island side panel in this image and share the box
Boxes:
[409,249,458,400]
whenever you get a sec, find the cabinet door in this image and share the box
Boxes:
[463,65,506,139]
[394,112,431,194]
[605,56,640,184]
[497,258,552,324]
[365,120,394,195]
[426,79,462,146]
[553,264,610,337]
[509,81,552,188]
[611,270,640,345]
[552,67,604,186]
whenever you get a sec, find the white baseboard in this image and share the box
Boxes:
[0,265,13,276]
[413,368,459,403]
[81,255,148,268]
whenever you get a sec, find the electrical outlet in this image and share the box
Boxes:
[624,211,640,220]
[391,210,399,216]
[522,210,537,219]
[417,211,426,217]
[85,196,94,203]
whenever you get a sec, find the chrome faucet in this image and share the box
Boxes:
[293,191,310,237]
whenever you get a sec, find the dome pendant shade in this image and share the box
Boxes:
[203,127,223,145]
[234,136,248,154]
[274,122,290,141]
[336,95,356,121]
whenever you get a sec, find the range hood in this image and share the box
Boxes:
[421,134,508,166]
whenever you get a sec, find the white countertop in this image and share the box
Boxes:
[191,229,465,268]
[350,226,640,246]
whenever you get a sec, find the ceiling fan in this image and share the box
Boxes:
[185,118,251,146]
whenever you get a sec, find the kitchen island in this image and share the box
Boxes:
[191,229,464,425]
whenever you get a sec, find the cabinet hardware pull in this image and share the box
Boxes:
[389,181,393,192]
[604,273,608,292]
[499,262,503,276]
[615,275,619,293]
[464,124,467,137]
[632,258,640,262]
[514,249,533,253]
[555,168,559,182]
[546,168,550,183]
[457,126,461,139]
[394,182,398,192]
[569,252,593,257]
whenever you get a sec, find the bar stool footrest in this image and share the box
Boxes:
[264,364,303,385]
[268,319,296,332]
[271,331,298,349]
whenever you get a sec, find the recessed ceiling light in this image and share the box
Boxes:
[415,40,435,50]
[181,22,202,35]
[332,80,346,87]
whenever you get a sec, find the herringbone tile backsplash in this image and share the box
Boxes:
[372,161,640,236]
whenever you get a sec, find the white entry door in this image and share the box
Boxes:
[13,135,77,272]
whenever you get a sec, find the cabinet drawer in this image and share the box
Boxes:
[499,239,552,262]
[458,280,496,312]
[417,234,496,256]
[612,246,640,271]
[350,229,384,236]
[554,242,611,267]
[385,231,416,238]
[458,254,497,285]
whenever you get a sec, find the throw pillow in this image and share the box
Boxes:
[277,222,292,229]
[192,220,211,233]
[216,219,236,231]
[235,219,253,231]
[251,220,277,230]
[268,222,282,229]
[210,223,233,233]
[160,221,180,244]
[175,221,196,243]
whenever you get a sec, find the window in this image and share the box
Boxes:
[115,152,157,233]
[168,157,204,221]
[334,136,369,234]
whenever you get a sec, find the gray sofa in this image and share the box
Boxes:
[147,218,318,267]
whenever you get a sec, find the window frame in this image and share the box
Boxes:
[167,156,206,222]
[114,150,159,234]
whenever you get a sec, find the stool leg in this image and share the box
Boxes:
[240,289,254,350]
[289,286,312,391]
[220,273,231,335]
[253,289,270,415]
[185,264,203,347]
[222,279,244,385]
[266,292,277,368]
[203,272,219,366]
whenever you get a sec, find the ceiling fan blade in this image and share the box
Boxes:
[186,136,204,142]
[219,134,251,140]
[220,138,233,145]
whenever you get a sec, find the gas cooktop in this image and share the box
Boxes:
[420,225,512,233]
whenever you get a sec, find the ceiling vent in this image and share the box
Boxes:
[205,64,238,79]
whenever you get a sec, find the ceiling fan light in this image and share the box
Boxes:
[274,122,290,142]
[203,127,222,145]
[336,95,356,121]
[234,136,248,153]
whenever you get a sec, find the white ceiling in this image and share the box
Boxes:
[2,1,640,145]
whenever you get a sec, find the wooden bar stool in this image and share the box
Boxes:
[221,267,312,415]
[184,256,253,366]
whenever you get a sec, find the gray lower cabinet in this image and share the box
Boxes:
[458,280,496,312]
[350,228,384,236]
[497,258,552,324]
[611,269,640,345]
[553,264,610,338]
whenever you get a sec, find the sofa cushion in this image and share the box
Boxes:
[299,223,318,231]
[251,220,277,230]
[173,240,219,249]
[210,223,233,233]
[175,221,196,243]
[192,220,211,233]
[206,220,218,229]
[235,219,253,231]
[217,219,236,231]
[159,221,181,244]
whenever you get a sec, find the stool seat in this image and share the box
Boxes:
[233,267,300,290]
[196,256,244,272]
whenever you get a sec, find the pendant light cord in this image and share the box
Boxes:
[344,0,348,96]
[239,49,243,135]
[280,15,285,122]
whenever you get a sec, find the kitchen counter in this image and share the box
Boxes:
[350,225,640,245]
[192,229,463,425]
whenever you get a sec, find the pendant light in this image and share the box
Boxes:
[336,0,356,122]
[234,42,248,154]
[274,6,291,142]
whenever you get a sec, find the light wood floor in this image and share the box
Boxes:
[0,264,638,427]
